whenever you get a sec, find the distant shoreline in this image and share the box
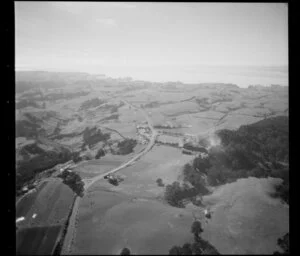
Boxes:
[15,66,288,89]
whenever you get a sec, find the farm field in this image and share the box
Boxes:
[72,171,289,255]
[16,178,75,228]
[92,145,194,197]
[15,70,289,255]
[72,146,195,254]
[74,144,146,179]
[201,177,289,254]
[16,225,62,255]
[72,191,195,255]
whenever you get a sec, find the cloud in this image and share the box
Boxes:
[95,18,117,27]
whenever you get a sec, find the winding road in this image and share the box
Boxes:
[61,99,158,255]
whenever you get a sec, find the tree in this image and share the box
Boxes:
[181,243,193,255]
[95,148,105,159]
[120,247,131,255]
[168,220,220,255]
[191,241,203,254]
[164,181,184,207]
[156,178,164,187]
[183,164,209,194]
[169,246,182,255]
[273,233,289,255]
[191,221,203,239]
[193,157,211,174]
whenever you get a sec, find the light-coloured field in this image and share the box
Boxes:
[201,177,289,254]
[216,114,263,130]
[16,178,75,228]
[88,145,194,197]
[72,191,194,255]
[150,102,201,117]
[103,121,137,138]
[73,171,289,255]
[71,146,195,254]
[75,144,146,179]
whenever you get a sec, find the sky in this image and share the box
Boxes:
[15,2,288,85]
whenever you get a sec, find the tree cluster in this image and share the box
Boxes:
[156,178,165,187]
[58,170,84,197]
[183,143,208,153]
[273,233,289,255]
[82,127,110,149]
[16,145,74,192]
[120,248,131,255]
[95,148,105,159]
[212,116,289,203]
[183,164,209,194]
[79,98,106,111]
[169,221,220,255]
[115,139,137,155]
[164,181,199,208]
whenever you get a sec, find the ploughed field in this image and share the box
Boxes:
[16,178,76,255]
[16,225,62,255]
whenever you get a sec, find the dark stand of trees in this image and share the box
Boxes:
[81,127,110,149]
[164,181,200,208]
[156,178,165,187]
[169,220,220,255]
[164,162,210,208]
[273,233,289,255]
[79,98,106,111]
[209,116,289,204]
[101,113,119,122]
[120,248,131,255]
[165,116,289,208]
[183,143,208,153]
[57,170,84,197]
[72,151,83,163]
[115,139,137,155]
[16,143,80,193]
[183,163,209,194]
[95,148,105,159]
